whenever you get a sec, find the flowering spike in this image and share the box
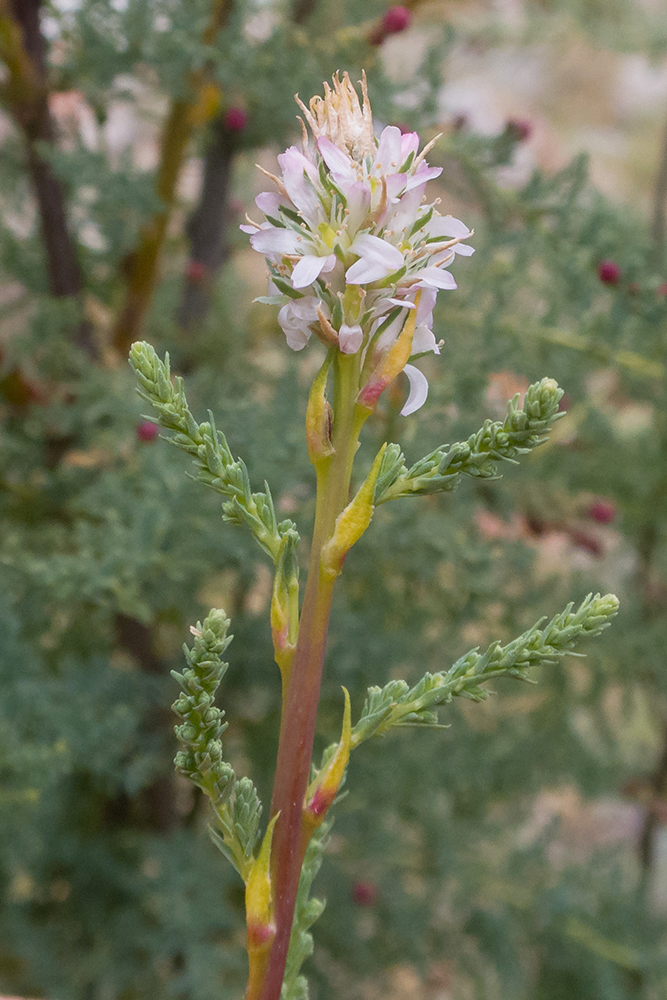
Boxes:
[357,294,420,413]
[305,352,335,466]
[245,73,472,416]
[304,688,352,829]
[320,444,386,579]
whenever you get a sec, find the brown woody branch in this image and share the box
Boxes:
[111,0,233,355]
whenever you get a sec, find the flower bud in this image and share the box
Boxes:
[383,6,412,34]
[304,689,351,829]
[598,260,621,285]
[225,106,248,132]
[136,420,159,443]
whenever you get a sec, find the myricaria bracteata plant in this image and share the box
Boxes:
[129,74,619,1000]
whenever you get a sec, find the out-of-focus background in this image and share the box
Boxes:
[1,1,667,998]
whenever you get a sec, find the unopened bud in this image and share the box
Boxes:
[304,689,351,829]
[321,445,386,579]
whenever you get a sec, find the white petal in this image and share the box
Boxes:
[415,286,437,326]
[283,326,310,350]
[454,243,475,256]
[416,266,457,290]
[255,191,283,216]
[251,228,302,255]
[412,325,440,355]
[385,297,416,309]
[346,258,391,285]
[240,223,259,234]
[427,216,471,239]
[375,126,402,172]
[346,182,372,235]
[321,253,337,273]
[317,136,354,175]
[400,132,420,161]
[402,165,442,192]
[291,254,328,288]
[400,364,429,416]
[338,323,364,354]
[349,233,404,270]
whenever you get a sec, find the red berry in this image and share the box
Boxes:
[598,260,621,285]
[382,6,412,34]
[588,500,615,524]
[136,421,159,443]
[352,881,378,907]
[225,106,248,132]
[185,260,209,284]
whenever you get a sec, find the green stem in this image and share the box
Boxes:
[250,353,364,1000]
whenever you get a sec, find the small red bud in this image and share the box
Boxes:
[352,881,378,907]
[136,421,159,443]
[382,5,412,34]
[185,260,209,284]
[506,117,532,142]
[597,260,621,285]
[588,500,615,524]
[225,106,248,132]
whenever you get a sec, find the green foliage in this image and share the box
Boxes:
[353,593,619,743]
[173,608,262,879]
[375,376,565,502]
[130,341,300,564]
[1,1,665,998]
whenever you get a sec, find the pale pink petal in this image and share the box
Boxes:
[416,266,457,290]
[278,147,322,222]
[283,326,310,350]
[402,166,442,192]
[400,364,429,416]
[317,136,354,175]
[321,253,337,273]
[349,233,404,271]
[375,126,402,173]
[346,182,372,234]
[346,258,391,284]
[291,254,329,288]
[338,323,364,354]
[251,228,302,255]
[454,243,475,256]
[256,191,284,216]
[412,325,440,355]
[427,216,471,239]
[385,297,416,309]
[400,132,420,161]
[240,223,259,234]
[415,287,437,326]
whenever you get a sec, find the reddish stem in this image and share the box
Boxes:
[252,354,362,1000]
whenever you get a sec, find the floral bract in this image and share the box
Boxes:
[243,72,473,416]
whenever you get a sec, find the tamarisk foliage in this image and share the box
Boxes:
[375,376,564,503]
[172,609,262,880]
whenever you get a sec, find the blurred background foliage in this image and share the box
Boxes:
[1,0,667,998]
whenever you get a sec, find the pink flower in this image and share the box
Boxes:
[245,72,474,417]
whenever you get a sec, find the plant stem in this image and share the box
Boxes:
[251,354,363,1000]
[111,0,232,355]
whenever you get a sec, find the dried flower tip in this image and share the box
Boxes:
[295,71,374,161]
